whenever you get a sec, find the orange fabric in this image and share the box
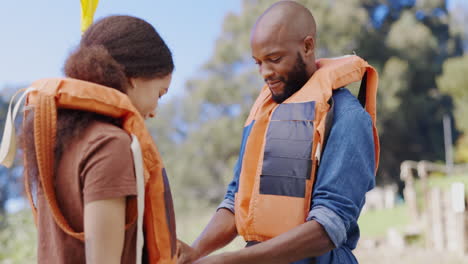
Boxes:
[24,78,177,263]
[23,113,38,226]
[235,55,380,241]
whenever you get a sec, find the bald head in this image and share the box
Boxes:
[252,1,316,44]
[250,1,318,103]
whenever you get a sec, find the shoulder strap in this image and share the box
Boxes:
[130,135,145,264]
[315,97,335,167]
[320,69,372,161]
[360,68,380,171]
[325,71,368,150]
[357,72,368,108]
[320,69,380,171]
[34,92,85,240]
[322,97,335,153]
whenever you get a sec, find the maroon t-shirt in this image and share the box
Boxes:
[36,121,137,264]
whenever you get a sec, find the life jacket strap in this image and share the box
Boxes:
[34,92,86,240]
[130,135,145,264]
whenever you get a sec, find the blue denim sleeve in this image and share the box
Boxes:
[217,141,242,213]
[217,173,237,213]
[306,107,376,248]
[217,122,255,213]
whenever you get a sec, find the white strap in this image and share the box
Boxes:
[130,135,145,264]
[0,87,36,168]
[315,142,321,166]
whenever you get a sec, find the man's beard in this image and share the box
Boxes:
[270,53,309,103]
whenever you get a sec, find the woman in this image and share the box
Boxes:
[22,15,176,263]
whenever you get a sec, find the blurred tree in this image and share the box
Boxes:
[0,86,36,262]
[437,54,468,162]
[0,95,12,225]
[0,87,27,229]
[453,3,468,50]
[0,209,37,263]
[361,0,463,184]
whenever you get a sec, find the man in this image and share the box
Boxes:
[180,1,378,263]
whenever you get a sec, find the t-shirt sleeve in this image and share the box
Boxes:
[80,131,137,205]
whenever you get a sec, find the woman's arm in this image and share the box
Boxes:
[84,197,126,264]
[192,208,238,257]
[177,208,237,264]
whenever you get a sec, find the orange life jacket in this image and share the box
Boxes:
[234,55,380,242]
[23,78,177,264]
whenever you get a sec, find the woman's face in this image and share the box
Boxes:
[127,74,172,119]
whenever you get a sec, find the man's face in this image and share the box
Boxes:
[270,53,309,103]
[251,36,310,103]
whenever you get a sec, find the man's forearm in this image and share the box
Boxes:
[192,208,238,258]
[221,220,334,264]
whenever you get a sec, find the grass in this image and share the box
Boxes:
[414,173,468,212]
[358,173,468,241]
[0,210,37,264]
[427,173,468,192]
[358,203,410,239]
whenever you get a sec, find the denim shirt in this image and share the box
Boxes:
[218,88,376,264]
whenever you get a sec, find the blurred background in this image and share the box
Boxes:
[1,0,468,263]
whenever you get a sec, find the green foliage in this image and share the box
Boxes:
[437,54,468,162]
[358,204,410,238]
[427,173,468,192]
[367,2,463,183]
[454,135,468,163]
[0,95,17,219]
[387,11,438,64]
[0,210,37,263]
[379,57,410,113]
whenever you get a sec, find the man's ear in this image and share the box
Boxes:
[303,35,315,57]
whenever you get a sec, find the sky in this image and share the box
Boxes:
[0,0,242,99]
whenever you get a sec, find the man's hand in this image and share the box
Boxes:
[177,239,200,264]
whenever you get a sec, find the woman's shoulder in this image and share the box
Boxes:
[78,120,137,203]
[88,120,131,140]
[80,121,132,155]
